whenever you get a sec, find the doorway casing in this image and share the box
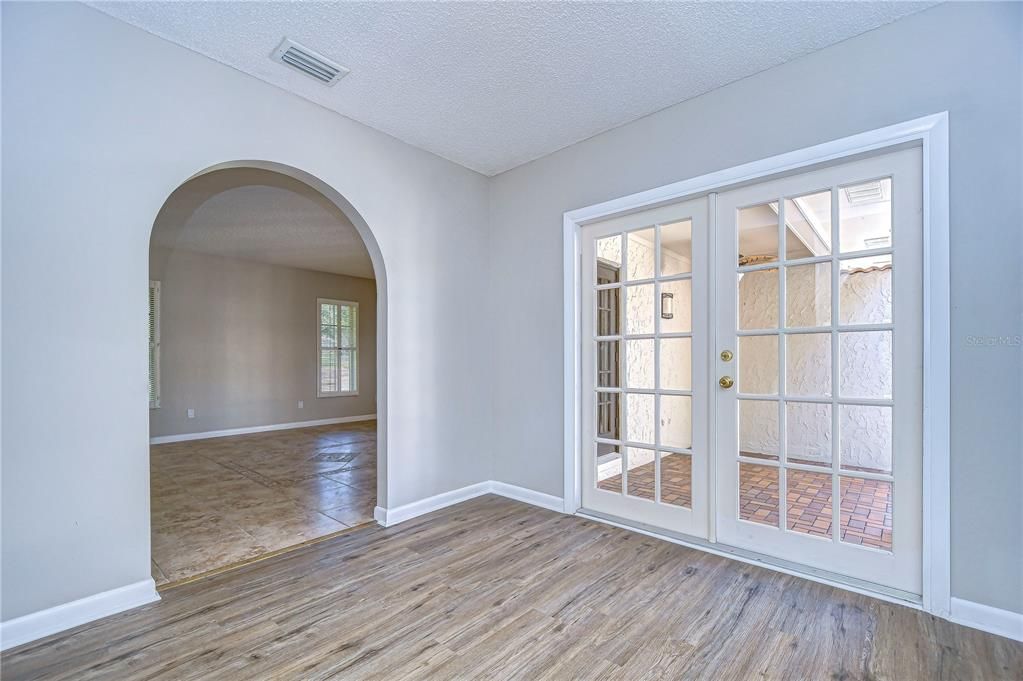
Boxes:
[561,113,950,616]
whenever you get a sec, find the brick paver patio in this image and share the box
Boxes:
[599,456,892,551]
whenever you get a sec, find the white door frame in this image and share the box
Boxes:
[562,112,950,616]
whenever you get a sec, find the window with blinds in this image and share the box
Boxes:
[318,298,358,396]
[149,280,161,409]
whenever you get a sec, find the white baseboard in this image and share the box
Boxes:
[150,414,376,444]
[489,481,565,512]
[375,480,565,528]
[375,482,493,527]
[0,578,160,652]
[950,597,1023,642]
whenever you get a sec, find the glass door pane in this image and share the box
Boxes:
[715,146,923,596]
[580,196,709,539]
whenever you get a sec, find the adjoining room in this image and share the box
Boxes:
[148,168,378,585]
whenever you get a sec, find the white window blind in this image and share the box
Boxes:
[149,280,161,409]
[318,298,358,396]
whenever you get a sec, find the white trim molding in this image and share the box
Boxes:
[0,579,160,652]
[562,113,951,615]
[950,598,1023,643]
[149,414,376,445]
[375,482,492,527]
[489,481,565,512]
[375,481,565,527]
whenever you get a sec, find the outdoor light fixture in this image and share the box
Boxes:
[661,292,674,319]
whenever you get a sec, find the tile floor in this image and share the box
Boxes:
[599,455,893,551]
[150,421,376,585]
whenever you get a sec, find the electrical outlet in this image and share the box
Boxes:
[187,408,195,419]
[298,400,304,409]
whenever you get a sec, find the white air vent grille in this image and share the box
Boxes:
[272,38,349,86]
[844,181,886,205]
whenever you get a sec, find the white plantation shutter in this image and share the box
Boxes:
[318,298,358,395]
[149,281,161,408]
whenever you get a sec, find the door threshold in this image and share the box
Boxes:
[577,509,923,610]
[155,520,376,591]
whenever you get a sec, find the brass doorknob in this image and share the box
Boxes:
[719,376,735,389]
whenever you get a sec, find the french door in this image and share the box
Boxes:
[581,196,710,538]
[580,146,923,595]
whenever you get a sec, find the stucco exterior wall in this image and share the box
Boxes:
[598,234,890,471]
[738,266,893,471]
[598,233,692,469]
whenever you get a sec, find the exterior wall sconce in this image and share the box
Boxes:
[661,292,674,319]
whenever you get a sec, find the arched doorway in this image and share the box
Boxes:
[147,161,387,587]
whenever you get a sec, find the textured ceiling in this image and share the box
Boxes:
[92,2,937,176]
[151,169,374,279]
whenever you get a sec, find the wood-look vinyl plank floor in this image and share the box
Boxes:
[3,495,1020,680]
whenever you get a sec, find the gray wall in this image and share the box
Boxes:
[488,2,1022,614]
[149,247,376,438]
[2,2,492,622]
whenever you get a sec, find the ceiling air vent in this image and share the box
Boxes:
[271,38,349,86]
[844,181,886,205]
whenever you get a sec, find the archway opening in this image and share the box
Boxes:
[147,162,386,587]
